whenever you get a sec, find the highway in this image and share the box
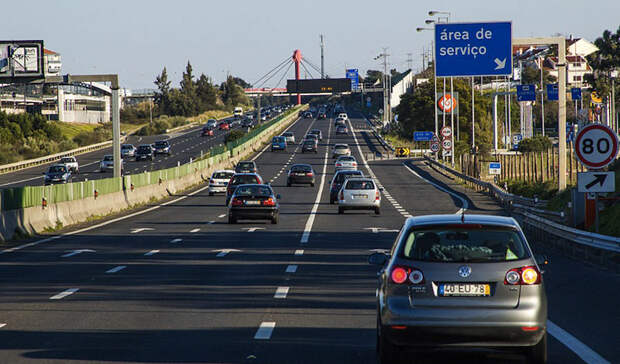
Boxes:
[0,110,616,364]
[0,116,247,188]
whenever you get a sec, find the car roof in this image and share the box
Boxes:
[138,144,152,147]
[404,214,519,229]
[233,172,259,176]
[291,163,312,168]
[335,144,349,147]
[213,169,235,174]
[238,161,255,164]
[335,170,362,175]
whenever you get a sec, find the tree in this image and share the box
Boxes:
[232,77,251,88]
[154,67,171,113]
[180,61,198,115]
[586,26,620,97]
[364,70,383,85]
[196,74,219,111]
[521,66,556,85]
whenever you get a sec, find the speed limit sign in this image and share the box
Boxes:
[441,126,453,139]
[442,139,453,151]
[575,124,619,169]
[430,143,440,153]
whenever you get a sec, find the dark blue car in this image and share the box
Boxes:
[271,136,287,152]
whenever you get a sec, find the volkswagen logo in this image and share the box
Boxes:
[458,265,472,278]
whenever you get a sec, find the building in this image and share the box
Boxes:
[545,55,593,88]
[390,69,413,109]
[567,37,599,57]
[44,48,61,76]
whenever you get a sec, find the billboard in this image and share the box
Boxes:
[286,78,352,93]
[0,40,45,81]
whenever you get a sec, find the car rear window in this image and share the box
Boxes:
[49,166,66,173]
[272,137,285,143]
[282,132,293,137]
[103,156,113,161]
[155,141,168,146]
[234,185,272,197]
[138,146,151,151]
[335,145,348,150]
[213,172,234,179]
[338,156,355,162]
[400,226,529,262]
[303,140,315,146]
[334,171,362,183]
[61,158,74,163]
[291,165,311,172]
[232,175,259,185]
[345,180,374,190]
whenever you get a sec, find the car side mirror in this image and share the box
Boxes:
[276,194,281,199]
[368,252,389,266]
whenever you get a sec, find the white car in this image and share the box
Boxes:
[121,144,136,158]
[207,119,218,129]
[338,113,348,121]
[59,156,79,173]
[208,170,235,196]
[99,154,124,173]
[335,156,358,171]
[337,177,381,215]
[281,132,295,145]
[332,144,352,158]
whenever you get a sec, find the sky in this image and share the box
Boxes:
[3,0,618,89]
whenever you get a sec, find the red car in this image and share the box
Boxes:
[219,122,230,131]
[201,127,214,137]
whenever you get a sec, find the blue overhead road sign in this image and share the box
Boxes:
[413,131,434,142]
[346,69,359,91]
[517,84,536,101]
[571,87,582,100]
[547,84,559,100]
[434,21,512,77]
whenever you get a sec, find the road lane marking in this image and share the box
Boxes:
[190,228,200,233]
[402,162,468,213]
[131,227,154,234]
[105,265,126,274]
[207,221,215,224]
[243,227,265,232]
[61,249,95,258]
[144,250,159,256]
[300,121,332,244]
[294,249,304,256]
[274,286,289,299]
[170,238,183,243]
[218,214,226,218]
[50,288,79,300]
[285,264,298,273]
[214,249,240,257]
[254,322,276,340]
[0,175,43,187]
[0,323,6,328]
[548,320,611,364]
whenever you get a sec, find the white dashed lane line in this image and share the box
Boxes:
[170,238,182,243]
[285,264,298,273]
[274,286,289,299]
[105,266,126,274]
[254,322,276,340]
[50,288,79,300]
[294,249,304,256]
[144,250,159,256]
[190,228,200,233]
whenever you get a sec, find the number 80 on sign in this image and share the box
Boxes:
[575,124,619,169]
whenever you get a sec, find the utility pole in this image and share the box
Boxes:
[375,48,390,125]
[320,35,325,79]
[540,55,545,136]
[406,52,413,71]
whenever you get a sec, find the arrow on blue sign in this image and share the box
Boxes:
[517,84,537,102]
[435,21,512,77]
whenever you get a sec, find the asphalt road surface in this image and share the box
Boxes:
[0,110,616,364]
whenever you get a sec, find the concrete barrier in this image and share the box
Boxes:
[0,105,306,242]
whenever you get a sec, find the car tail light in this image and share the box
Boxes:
[336,163,342,167]
[352,162,357,166]
[255,177,261,183]
[521,326,539,332]
[375,190,380,200]
[209,179,215,184]
[339,191,344,200]
[262,197,276,206]
[390,266,425,285]
[231,198,243,206]
[391,267,408,284]
[306,172,313,176]
[505,266,541,285]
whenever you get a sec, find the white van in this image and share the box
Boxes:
[233,107,243,117]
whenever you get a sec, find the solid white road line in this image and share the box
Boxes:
[402,162,468,213]
[170,238,183,243]
[144,250,159,256]
[105,265,126,274]
[347,117,409,217]
[0,323,6,328]
[300,121,332,244]
[547,320,611,364]
[285,264,298,273]
[130,227,154,234]
[254,322,276,340]
[0,175,43,187]
[50,288,79,300]
[294,249,304,256]
[190,228,200,233]
[218,214,226,218]
[274,286,289,299]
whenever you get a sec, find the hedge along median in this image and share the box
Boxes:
[0,104,308,242]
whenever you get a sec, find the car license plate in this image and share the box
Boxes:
[245,200,260,205]
[439,283,490,296]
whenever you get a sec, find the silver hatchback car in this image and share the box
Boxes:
[370,214,548,364]
[337,177,381,215]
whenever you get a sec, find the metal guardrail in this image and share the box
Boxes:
[0,136,127,175]
[423,155,620,259]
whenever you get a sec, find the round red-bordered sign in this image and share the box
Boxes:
[430,143,440,153]
[574,124,619,169]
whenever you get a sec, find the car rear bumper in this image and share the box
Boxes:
[288,176,314,184]
[229,207,278,220]
[382,323,545,347]
[209,185,227,193]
